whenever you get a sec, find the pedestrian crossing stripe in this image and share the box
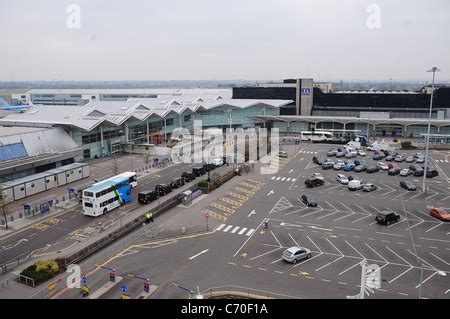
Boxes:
[235,187,255,196]
[270,176,296,182]
[217,224,255,236]
[226,191,249,202]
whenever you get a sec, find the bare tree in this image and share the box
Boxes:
[0,192,11,230]
[112,155,120,175]
[143,153,151,172]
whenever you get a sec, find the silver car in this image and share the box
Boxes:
[282,246,312,264]
[400,168,413,176]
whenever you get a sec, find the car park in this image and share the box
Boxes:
[366,165,379,173]
[344,163,355,171]
[414,153,423,159]
[138,190,158,204]
[301,194,318,207]
[278,151,288,158]
[348,180,364,191]
[399,168,413,176]
[375,211,400,225]
[400,181,417,191]
[405,156,415,163]
[413,168,424,176]
[357,150,366,156]
[310,173,324,180]
[363,183,377,192]
[336,174,349,185]
[345,150,357,158]
[354,164,367,172]
[336,150,346,158]
[282,247,312,264]
[354,160,366,166]
[305,178,325,188]
[334,161,346,170]
[182,171,195,182]
[322,161,335,170]
[170,177,184,188]
[376,162,389,170]
[429,207,450,221]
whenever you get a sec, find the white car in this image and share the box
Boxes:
[345,151,357,158]
[334,162,346,170]
[336,174,349,185]
[212,158,223,166]
[310,173,324,180]
[348,180,364,191]
[357,150,367,156]
[400,168,413,176]
[376,162,389,170]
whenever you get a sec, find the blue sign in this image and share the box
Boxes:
[121,285,128,293]
[301,88,311,95]
[81,276,88,284]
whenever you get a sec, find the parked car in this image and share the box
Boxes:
[429,207,450,221]
[345,151,357,159]
[363,183,377,192]
[310,173,324,180]
[357,150,367,156]
[327,149,338,157]
[155,183,172,196]
[414,153,423,159]
[366,166,379,173]
[278,151,288,158]
[203,163,215,172]
[322,161,335,170]
[394,154,406,162]
[344,163,355,171]
[192,166,206,176]
[426,169,439,178]
[409,165,421,172]
[336,174,349,185]
[336,149,347,158]
[305,178,325,188]
[413,169,424,177]
[301,194,318,207]
[354,164,367,172]
[170,177,184,188]
[348,180,364,191]
[405,156,415,163]
[416,156,425,164]
[334,161,346,170]
[400,181,417,191]
[385,155,395,162]
[348,175,355,181]
[375,211,400,225]
[312,156,320,164]
[282,246,312,264]
[399,168,413,176]
[212,158,224,166]
[182,171,195,182]
[138,190,158,204]
[388,167,401,175]
[354,159,366,166]
[376,162,389,170]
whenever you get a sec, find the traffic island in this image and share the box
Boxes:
[88,276,123,299]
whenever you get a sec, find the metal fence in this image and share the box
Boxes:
[200,285,301,299]
[1,250,32,274]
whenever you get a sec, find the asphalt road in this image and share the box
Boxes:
[52,144,450,299]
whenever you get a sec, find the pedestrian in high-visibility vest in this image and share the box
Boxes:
[145,212,151,224]
[149,212,154,222]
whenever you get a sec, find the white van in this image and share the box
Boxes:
[367,141,401,152]
[348,180,364,191]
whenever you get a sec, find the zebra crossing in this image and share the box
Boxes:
[434,159,448,163]
[297,151,318,154]
[270,176,297,182]
[216,224,255,236]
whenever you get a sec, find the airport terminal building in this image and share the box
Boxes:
[1,80,449,168]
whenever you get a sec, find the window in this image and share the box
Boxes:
[84,202,93,208]
[184,114,191,122]
[165,118,174,126]
[84,191,94,197]
[95,192,100,198]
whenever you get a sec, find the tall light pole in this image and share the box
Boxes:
[422,67,440,193]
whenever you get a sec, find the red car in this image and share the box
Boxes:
[429,207,450,221]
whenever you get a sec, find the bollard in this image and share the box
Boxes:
[144,281,150,293]
[110,271,116,282]
[10,216,14,222]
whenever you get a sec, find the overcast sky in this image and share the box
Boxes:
[1,0,449,82]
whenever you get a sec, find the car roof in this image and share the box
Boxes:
[286,246,306,253]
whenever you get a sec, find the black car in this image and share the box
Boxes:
[192,166,206,176]
[182,171,195,182]
[409,165,421,172]
[388,167,401,175]
[301,195,318,207]
[312,156,324,165]
[304,178,325,188]
[400,181,417,191]
[426,169,439,178]
[203,163,215,172]
[413,169,424,177]
[375,211,401,225]
[155,183,172,196]
[366,165,379,173]
[354,160,366,166]
[138,190,158,204]
[170,177,184,189]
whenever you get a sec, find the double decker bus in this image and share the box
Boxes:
[82,172,137,217]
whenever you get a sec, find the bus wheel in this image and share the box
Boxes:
[103,208,107,214]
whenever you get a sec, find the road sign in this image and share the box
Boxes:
[204,212,209,219]
[121,285,128,293]
[81,276,88,284]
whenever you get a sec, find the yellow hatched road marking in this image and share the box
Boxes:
[47,218,61,225]
[245,179,265,186]
[226,191,249,202]
[239,182,260,190]
[219,197,242,208]
[235,187,255,196]
[32,223,49,231]
[210,202,235,214]
[202,209,227,221]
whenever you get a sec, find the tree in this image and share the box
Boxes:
[112,155,120,175]
[0,192,11,230]
[143,153,151,172]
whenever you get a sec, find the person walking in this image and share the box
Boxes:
[149,212,154,222]
[145,212,151,224]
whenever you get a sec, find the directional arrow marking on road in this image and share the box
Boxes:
[2,238,29,250]
[189,249,210,260]
[280,222,303,228]
[248,210,256,217]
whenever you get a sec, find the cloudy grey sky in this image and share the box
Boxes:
[1,0,449,81]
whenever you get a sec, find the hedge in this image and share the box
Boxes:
[197,180,209,188]
[20,259,64,285]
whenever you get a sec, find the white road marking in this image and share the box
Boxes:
[276,177,281,181]
[246,229,255,236]
[267,190,274,196]
[288,233,300,248]
[223,225,233,232]
[247,210,256,217]
[258,268,267,271]
[189,249,210,260]
[308,225,333,232]
[334,212,354,221]
[281,177,286,181]
[425,222,443,233]
[365,243,388,269]
[430,252,449,265]
[230,226,240,234]
[415,272,438,289]
[420,237,450,243]
[227,262,237,266]
[375,232,404,237]
[216,224,226,231]
[271,176,276,180]
[351,215,372,224]
[334,226,362,232]
[317,211,340,219]
[238,227,248,235]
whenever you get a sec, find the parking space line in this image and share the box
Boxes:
[353,203,371,215]
[288,233,300,248]
[387,219,406,228]
[249,247,282,261]
[233,219,265,258]
[339,262,361,275]
[365,243,388,269]
[370,205,382,213]
[339,202,356,214]
[301,209,325,218]
[258,268,267,271]
[398,292,408,297]
[425,222,443,233]
[409,192,423,199]
[429,252,449,265]
[293,252,323,268]
[407,250,436,270]
[333,212,354,222]
[406,220,424,230]
[346,241,365,259]
[335,226,362,232]
[415,272,437,289]
[351,215,371,224]
[238,227,248,235]
[420,237,450,243]
[425,193,439,201]
[306,234,322,253]
[315,256,344,272]
[375,232,404,237]
[317,211,340,220]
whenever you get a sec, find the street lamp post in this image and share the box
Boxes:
[422,67,440,193]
